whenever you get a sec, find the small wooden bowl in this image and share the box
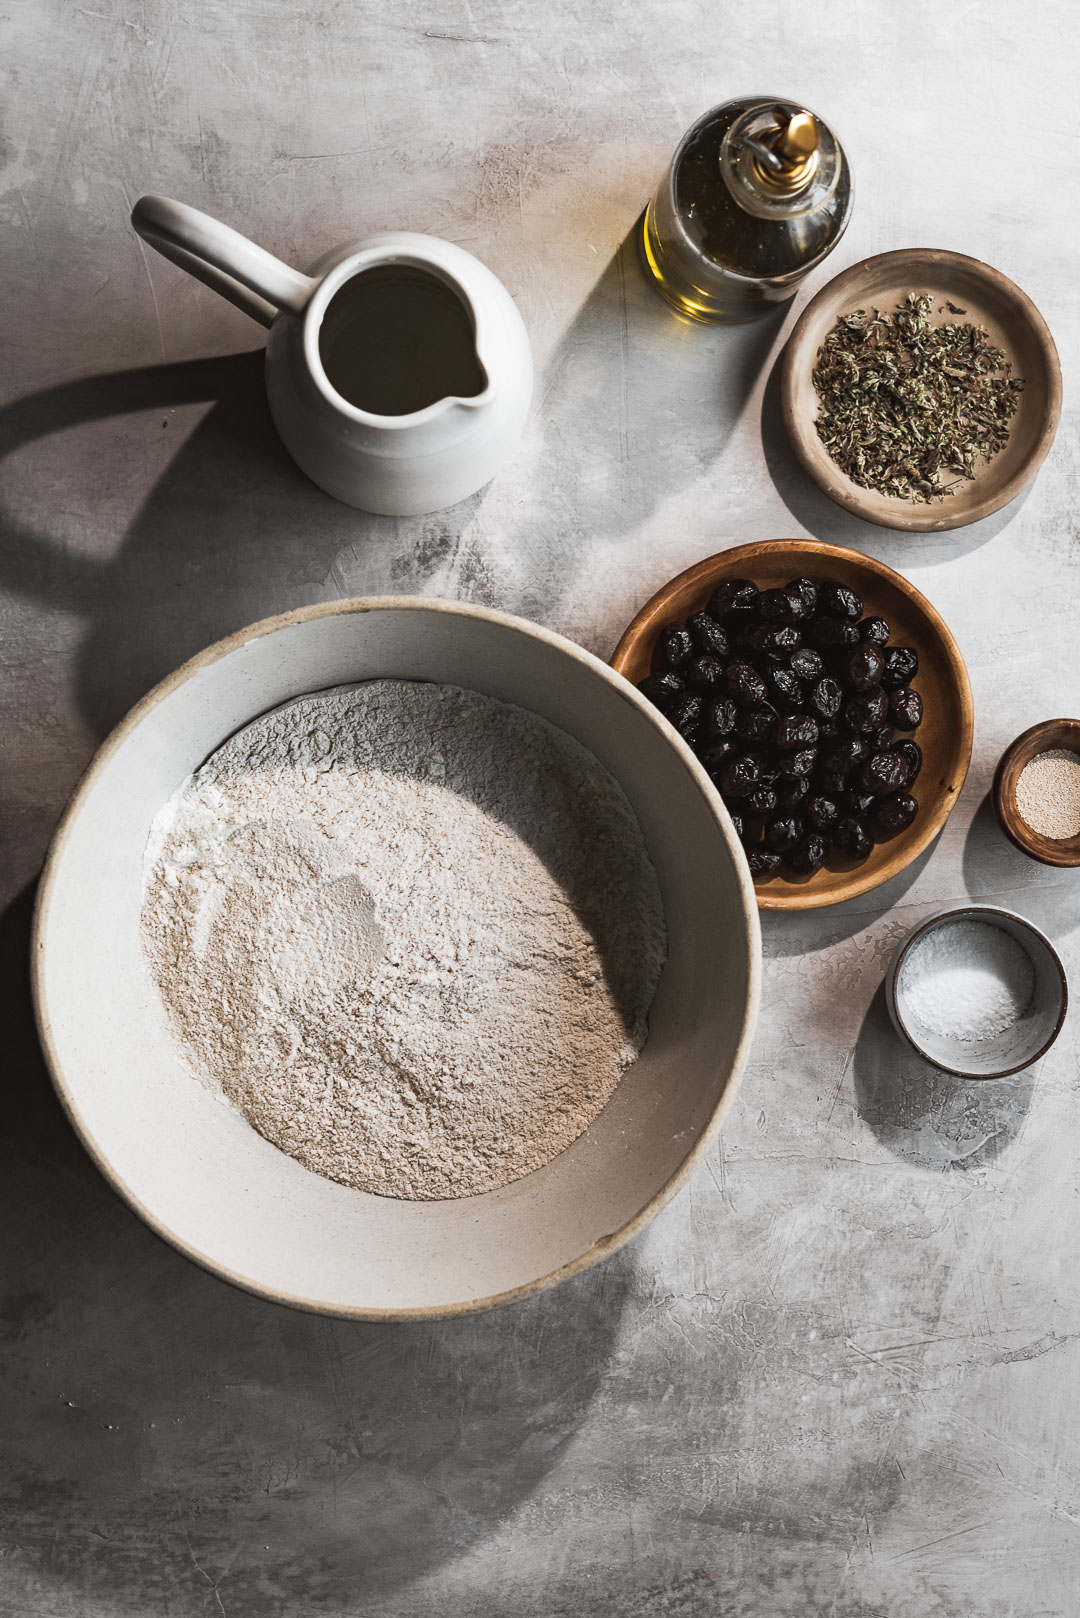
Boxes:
[781,249,1062,532]
[993,719,1080,867]
[611,539,974,911]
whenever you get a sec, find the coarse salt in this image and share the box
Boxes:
[898,918,1035,1045]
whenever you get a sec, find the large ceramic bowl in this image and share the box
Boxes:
[33,599,760,1319]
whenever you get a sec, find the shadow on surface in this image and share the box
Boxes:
[0,354,488,742]
[0,881,633,1614]
[762,838,937,958]
[759,347,1032,563]
[962,789,1080,941]
[514,218,786,625]
[852,980,1035,1170]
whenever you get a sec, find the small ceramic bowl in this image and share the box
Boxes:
[885,904,1067,1079]
[781,248,1062,532]
[993,718,1080,867]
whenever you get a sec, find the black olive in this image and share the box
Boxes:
[705,696,738,738]
[709,578,759,619]
[747,785,778,816]
[669,691,704,739]
[872,723,895,752]
[687,611,730,660]
[700,739,739,774]
[860,616,891,647]
[860,750,908,796]
[788,833,829,874]
[889,687,923,731]
[638,671,686,711]
[722,661,768,708]
[809,675,844,720]
[788,646,824,683]
[814,768,849,795]
[786,577,818,617]
[747,623,801,661]
[839,787,877,818]
[804,794,840,832]
[719,754,762,798]
[844,642,885,692]
[687,654,726,690]
[747,849,782,880]
[728,617,760,652]
[809,616,861,652]
[658,622,694,669]
[767,666,806,710]
[775,713,820,751]
[817,717,842,740]
[844,688,890,733]
[834,816,873,860]
[749,753,780,785]
[779,746,818,778]
[873,792,918,838]
[881,646,919,690]
[765,813,804,853]
[736,704,779,743]
[759,586,807,625]
[776,775,810,809]
[822,733,871,774]
[819,581,864,620]
[893,739,923,785]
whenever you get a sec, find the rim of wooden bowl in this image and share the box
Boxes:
[610,538,974,911]
[993,718,1080,867]
[780,248,1062,533]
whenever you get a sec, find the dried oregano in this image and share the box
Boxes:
[812,293,1023,503]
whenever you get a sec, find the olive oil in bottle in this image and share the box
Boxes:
[642,96,853,323]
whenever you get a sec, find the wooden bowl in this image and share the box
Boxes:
[611,539,974,911]
[781,249,1062,532]
[993,718,1080,867]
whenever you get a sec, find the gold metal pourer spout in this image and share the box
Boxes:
[747,108,820,194]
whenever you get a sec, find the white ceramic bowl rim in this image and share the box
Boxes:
[32,597,762,1319]
[888,902,1068,1080]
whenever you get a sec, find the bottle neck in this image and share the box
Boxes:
[722,101,844,222]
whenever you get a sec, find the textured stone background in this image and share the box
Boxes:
[2,2,1079,1614]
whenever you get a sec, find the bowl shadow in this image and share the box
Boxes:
[762,837,938,957]
[852,980,1036,1170]
[0,880,634,1614]
[962,789,1080,941]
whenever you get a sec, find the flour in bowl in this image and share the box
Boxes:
[141,681,666,1199]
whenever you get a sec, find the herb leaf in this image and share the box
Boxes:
[812,293,1023,503]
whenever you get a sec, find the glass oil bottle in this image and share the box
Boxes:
[642,96,853,323]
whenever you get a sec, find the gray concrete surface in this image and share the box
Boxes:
[3,2,1080,1613]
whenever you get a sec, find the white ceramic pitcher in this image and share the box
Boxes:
[131,196,533,516]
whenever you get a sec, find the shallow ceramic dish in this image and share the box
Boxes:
[885,904,1067,1079]
[781,249,1061,532]
[33,599,760,1319]
[993,718,1080,868]
[611,539,974,911]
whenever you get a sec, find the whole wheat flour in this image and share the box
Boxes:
[141,680,666,1199]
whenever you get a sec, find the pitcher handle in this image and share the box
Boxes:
[131,195,318,330]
